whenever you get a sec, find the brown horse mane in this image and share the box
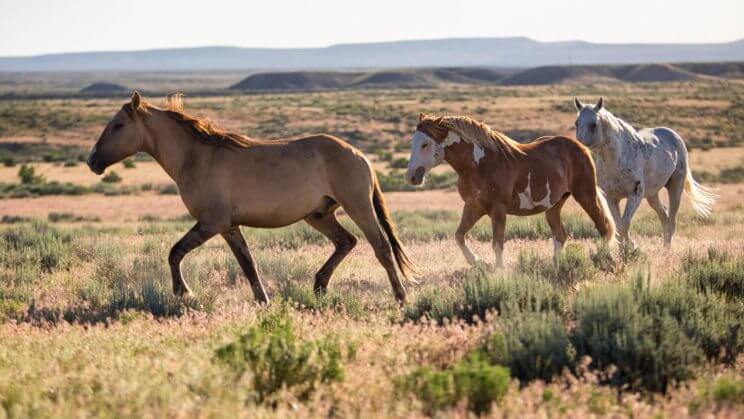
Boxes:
[126,94,265,148]
[418,114,525,159]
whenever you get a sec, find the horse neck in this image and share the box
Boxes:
[443,141,490,175]
[596,112,634,163]
[140,109,202,182]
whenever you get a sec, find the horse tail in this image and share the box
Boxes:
[372,178,420,283]
[594,186,618,248]
[684,171,717,218]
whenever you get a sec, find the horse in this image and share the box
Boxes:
[405,113,616,267]
[87,92,417,303]
[573,97,716,247]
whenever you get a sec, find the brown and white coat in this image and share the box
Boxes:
[406,114,616,266]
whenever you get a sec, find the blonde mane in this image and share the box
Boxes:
[128,94,264,148]
[423,115,524,158]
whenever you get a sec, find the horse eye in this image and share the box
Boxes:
[590,122,597,130]
[112,122,124,131]
[421,143,428,149]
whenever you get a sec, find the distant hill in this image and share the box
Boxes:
[230,62,742,91]
[80,82,130,94]
[2,37,743,72]
[231,68,511,91]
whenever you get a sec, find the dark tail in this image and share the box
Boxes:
[372,179,420,282]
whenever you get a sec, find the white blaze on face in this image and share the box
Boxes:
[518,173,553,210]
[406,130,439,184]
[472,144,485,164]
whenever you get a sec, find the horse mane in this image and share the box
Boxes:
[127,94,264,148]
[597,109,645,143]
[422,115,524,158]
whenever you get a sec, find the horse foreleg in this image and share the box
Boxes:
[221,227,269,303]
[455,202,485,266]
[621,184,644,247]
[169,222,217,297]
[489,206,507,268]
[545,196,569,265]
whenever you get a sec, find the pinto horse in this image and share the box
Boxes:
[88,92,417,303]
[406,114,616,266]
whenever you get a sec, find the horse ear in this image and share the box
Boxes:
[595,97,603,111]
[574,98,583,111]
[131,91,141,109]
[419,112,426,121]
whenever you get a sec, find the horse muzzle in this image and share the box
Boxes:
[87,151,105,175]
[407,166,426,186]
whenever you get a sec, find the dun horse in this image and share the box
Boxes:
[574,98,716,247]
[406,114,616,266]
[88,92,416,303]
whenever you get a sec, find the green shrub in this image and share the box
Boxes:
[637,276,744,362]
[158,184,179,195]
[682,248,744,300]
[2,156,16,167]
[0,221,76,281]
[63,160,77,167]
[101,171,122,183]
[516,244,596,287]
[17,164,43,184]
[709,376,744,406]
[47,212,100,223]
[388,157,409,169]
[0,180,90,198]
[590,243,618,273]
[376,170,457,192]
[214,305,348,402]
[485,311,576,383]
[401,353,509,415]
[404,265,565,324]
[122,159,136,169]
[571,274,705,392]
[84,244,213,318]
[279,282,362,316]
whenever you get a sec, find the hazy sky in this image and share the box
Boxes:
[1,0,742,56]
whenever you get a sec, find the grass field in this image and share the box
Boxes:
[1,81,743,417]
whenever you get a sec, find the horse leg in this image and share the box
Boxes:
[545,196,569,265]
[489,206,507,268]
[304,209,357,294]
[343,200,407,303]
[455,202,485,265]
[221,227,269,303]
[169,222,217,297]
[646,193,670,246]
[665,175,686,246]
[620,184,644,247]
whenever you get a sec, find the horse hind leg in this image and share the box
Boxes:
[646,193,670,246]
[573,186,618,248]
[304,205,357,294]
[340,197,407,303]
[665,174,686,246]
